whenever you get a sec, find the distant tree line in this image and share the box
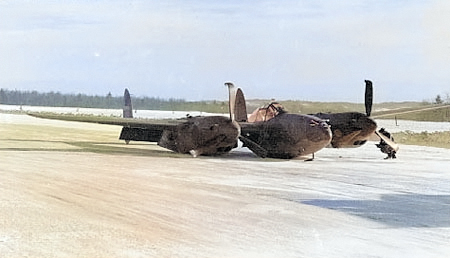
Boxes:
[0,88,227,112]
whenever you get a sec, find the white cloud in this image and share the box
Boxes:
[1,0,449,101]
[423,0,450,68]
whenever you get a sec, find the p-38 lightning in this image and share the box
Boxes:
[29,80,398,159]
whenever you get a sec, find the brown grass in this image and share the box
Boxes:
[393,131,450,149]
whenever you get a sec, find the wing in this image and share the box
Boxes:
[28,112,240,157]
[28,112,183,142]
[27,88,241,157]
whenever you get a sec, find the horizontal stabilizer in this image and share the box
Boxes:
[119,127,163,142]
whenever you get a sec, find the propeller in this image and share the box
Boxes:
[365,79,400,153]
[225,82,268,158]
[364,80,373,117]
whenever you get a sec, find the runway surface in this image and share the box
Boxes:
[1,113,449,257]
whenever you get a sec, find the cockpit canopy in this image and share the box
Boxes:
[248,102,286,122]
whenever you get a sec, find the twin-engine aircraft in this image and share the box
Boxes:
[29,80,397,159]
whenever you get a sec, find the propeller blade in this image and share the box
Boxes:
[234,88,248,122]
[239,135,268,158]
[123,88,133,118]
[364,80,373,116]
[375,130,399,152]
[225,82,242,145]
[225,82,236,121]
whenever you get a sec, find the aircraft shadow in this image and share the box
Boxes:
[301,194,450,228]
[2,139,289,161]
[1,139,185,158]
[3,139,333,162]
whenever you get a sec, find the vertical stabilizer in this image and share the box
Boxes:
[234,88,248,122]
[123,88,133,118]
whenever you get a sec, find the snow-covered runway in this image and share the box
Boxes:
[1,110,449,257]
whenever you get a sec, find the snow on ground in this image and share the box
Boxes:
[1,112,449,257]
[0,104,220,119]
[376,119,450,133]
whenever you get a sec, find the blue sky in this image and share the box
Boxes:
[1,0,449,102]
